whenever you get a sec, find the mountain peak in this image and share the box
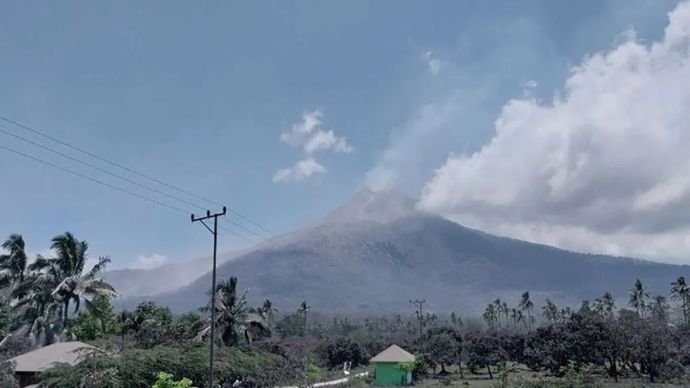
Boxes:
[323,187,418,224]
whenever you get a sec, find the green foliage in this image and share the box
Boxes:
[70,311,102,341]
[39,343,286,388]
[0,304,12,338]
[304,363,321,386]
[276,313,305,338]
[129,301,173,328]
[0,361,19,388]
[151,372,195,388]
[317,337,366,369]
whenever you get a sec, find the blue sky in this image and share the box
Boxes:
[0,0,684,268]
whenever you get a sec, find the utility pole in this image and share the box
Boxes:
[192,207,227,388]
[409,299,426,339]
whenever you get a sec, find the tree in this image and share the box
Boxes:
[0,234,28,285]
[297,301,310,334]
[25,233,116,326]
[466,333,506,379]
[70,295,116,340]
[424,327,462,374]
[318,337,366,370]
[199,277,266,346]
[593,292,616,321]
[483,304,497,329]
[262,299,277,330]
[275,313,306,338]
[542,298,560,325]
[650,295,670,324]
[519,292,534,330]
[671,276,690,325]
[629,278,649,318]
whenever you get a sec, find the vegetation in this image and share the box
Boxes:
[7,232,690,387]
[0,232,115,346]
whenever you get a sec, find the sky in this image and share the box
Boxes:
[0,0,688,268]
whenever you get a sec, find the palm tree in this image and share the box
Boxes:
[199,277,267,346]
[542,298,559,325]
[0,234,28,286]
[261,299,277,329]
[29,233,115,326]
[298,301,310,334]
[509,308,518,328]
[483,304,497,329]
[492,299,503,329]
[519,292,534,330]
[671,276,690,325]
[593,292,615,321]
[629,278,649,318]
[651,295,670,323]
[501,301,509,327]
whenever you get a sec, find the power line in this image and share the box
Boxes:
[0,144,188,215]
[0,121,272,241]
[0,114,273,237]
[0,143,259,244]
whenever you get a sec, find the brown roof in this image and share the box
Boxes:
[370,344,415,363]
[9,341,98,372]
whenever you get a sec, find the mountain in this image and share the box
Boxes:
[142,188,690,314]
[105,249,248,298]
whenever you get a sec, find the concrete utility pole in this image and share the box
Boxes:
[192,207,227,388]
[409,299,426,339]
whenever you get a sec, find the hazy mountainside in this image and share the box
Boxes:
[141,188,690,314]
[105,249,246,298]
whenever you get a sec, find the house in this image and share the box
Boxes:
[8,341,97,387]
[370,344,415,386]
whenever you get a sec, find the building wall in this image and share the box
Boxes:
[374,362,408,386]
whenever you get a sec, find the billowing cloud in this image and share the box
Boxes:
[275,110,352,183]
[418,2,690,263]
[135,254,169,270]
[273,157,327,183]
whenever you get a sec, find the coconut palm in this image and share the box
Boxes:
[0,234,28,287]
[629,278,649,318]
[593,292,616,321]
[298,301,310,333]
[519,292,534,329]
[28,233,115,326]
[261,299,277,329]
[483,304,497,328]
[199,277,266,346]
[651,295,670,323]
[542,298,559,325]
[671,276,690,325]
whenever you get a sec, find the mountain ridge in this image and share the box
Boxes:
[126,188,689,314]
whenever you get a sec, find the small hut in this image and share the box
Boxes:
[370,344,416,386]
[8,341,97,387]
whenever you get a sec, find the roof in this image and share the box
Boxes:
[9,341,98,372]
[370,344,415,363]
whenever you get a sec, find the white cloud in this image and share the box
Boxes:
[418,1,690,262]
[275,110,352,183]
[421,50,444,75]
[273,157,327,183]
[279,110,352,154]
[135,254,169,270]
[280,110,324,147]
[304,129,353,154]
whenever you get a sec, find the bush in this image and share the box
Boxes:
[317,337,367,369]
[152,372,195,388]
[39,343,286,388]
